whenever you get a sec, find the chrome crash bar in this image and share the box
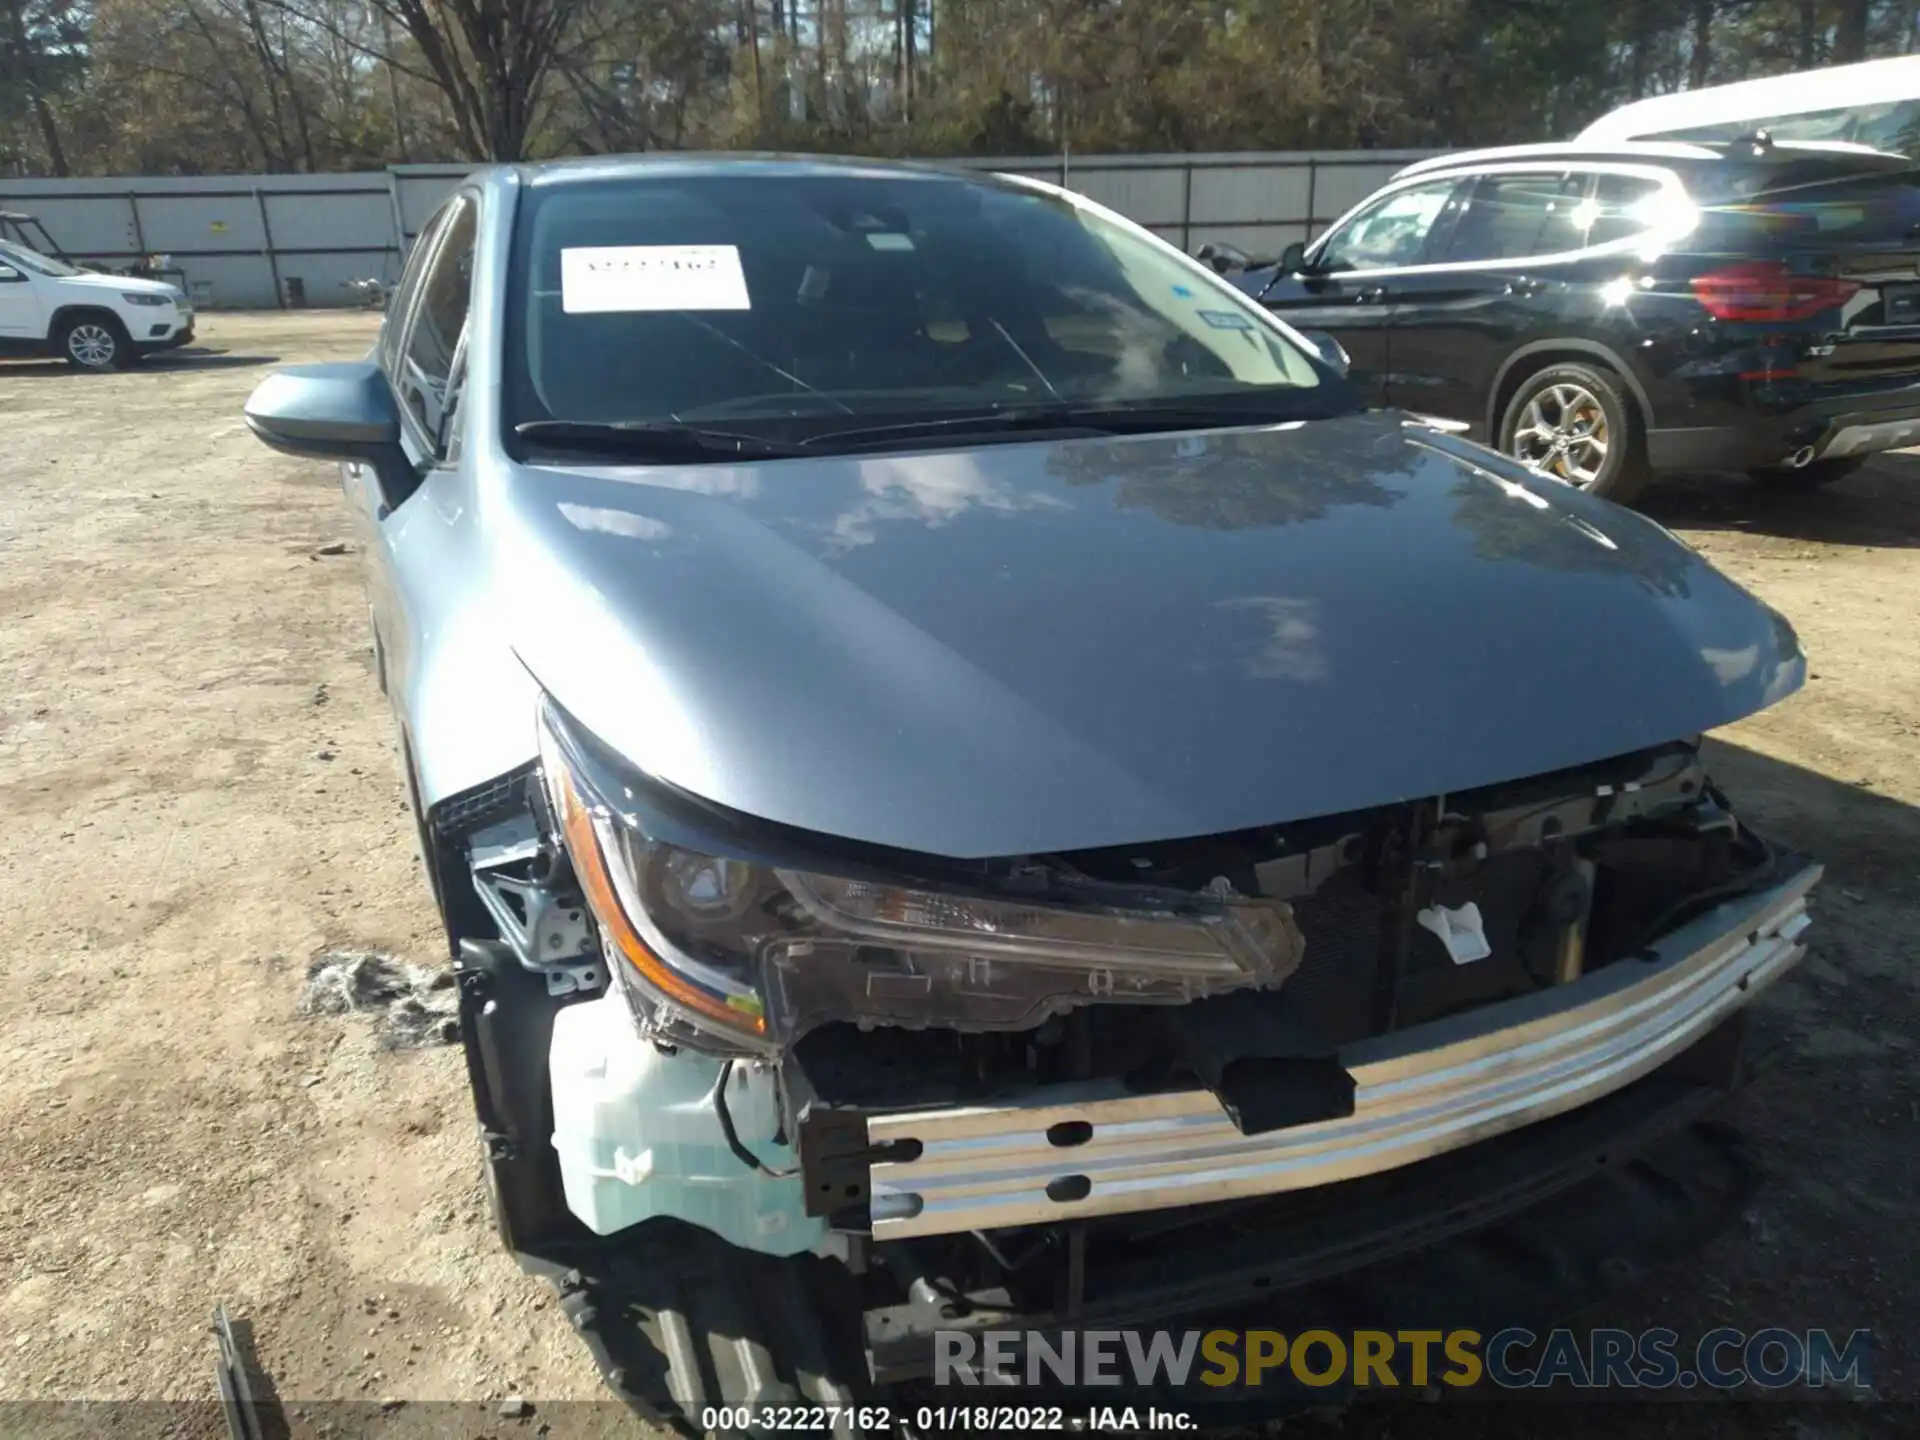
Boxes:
[866,863,1820,1239]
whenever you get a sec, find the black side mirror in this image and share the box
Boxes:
[1278,241,1310,276]
[1296,330,1351,379]
[244,361,410,499]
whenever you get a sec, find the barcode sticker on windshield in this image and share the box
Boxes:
[560,245,751,314]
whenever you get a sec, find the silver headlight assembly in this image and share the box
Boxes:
[536,701,1305,1055]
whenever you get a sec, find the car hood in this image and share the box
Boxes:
[500,411,1805,859]
[1229,267,1280,299]
[61,270,177,300]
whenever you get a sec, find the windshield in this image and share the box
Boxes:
[504,170,1343,453]
[1657,99,1920,157]
[0,237,81,278]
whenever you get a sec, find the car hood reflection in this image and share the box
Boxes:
[506,410,1806,858]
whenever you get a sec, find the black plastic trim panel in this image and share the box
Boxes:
[551,1225,878,1437]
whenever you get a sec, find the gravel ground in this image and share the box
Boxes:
[1,312,1915,1436]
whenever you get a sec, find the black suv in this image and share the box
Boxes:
[1233,139,1920,502]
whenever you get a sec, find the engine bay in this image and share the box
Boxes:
[786,738,1776,1126]
[451,730,1786,1232]
[437,727,1808,1421]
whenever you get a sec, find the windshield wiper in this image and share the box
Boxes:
[797,399,1320,451]
[796,404,1114,449]
[514,419,805,461]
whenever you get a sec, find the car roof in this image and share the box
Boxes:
[1394,141,1728,180]
[489,152,1001,192]
[1577,55,1920,142]
[1392,138,1906,182]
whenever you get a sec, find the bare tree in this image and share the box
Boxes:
[1,0,80,174]
[19,0,1920,179]
[382,0,580,159]
[1835,0,1870,62]
[1688,0,1714,88]
[265,0,584,161]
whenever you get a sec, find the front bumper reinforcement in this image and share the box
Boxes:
[867,862,1819,1239]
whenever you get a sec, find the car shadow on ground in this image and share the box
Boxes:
[1645,455,1920,550]
[145,349,283,371]
[0,349,280,377]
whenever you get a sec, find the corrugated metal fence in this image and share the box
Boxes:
[0,150,1442,310]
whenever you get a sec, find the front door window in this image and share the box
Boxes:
[1316,181,1462,273]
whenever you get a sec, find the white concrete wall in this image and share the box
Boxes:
[0,152,1440,309]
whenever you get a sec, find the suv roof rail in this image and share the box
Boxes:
[1685,128,1777,157]
[1679,132,1913,164]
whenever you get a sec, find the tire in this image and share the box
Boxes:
[1748,455,1866,491]
[1498,361,1651,505]
[57,313,132,371]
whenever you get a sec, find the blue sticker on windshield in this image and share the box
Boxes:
[1172,285,1194,298]
[1198,309,1255,330]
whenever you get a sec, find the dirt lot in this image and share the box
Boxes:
[1,311,1916,1433]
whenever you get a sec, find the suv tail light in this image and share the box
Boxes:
[1690,261,1860,322]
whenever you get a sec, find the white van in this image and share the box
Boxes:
[1578,55,1920,154]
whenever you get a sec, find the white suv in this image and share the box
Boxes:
[0,237,195,371]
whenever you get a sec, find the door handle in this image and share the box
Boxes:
[1505,277,1546,297]
[1355,286,1388,304]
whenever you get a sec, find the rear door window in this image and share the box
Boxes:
[1585,174,1668,245]
[1440,172,1592,262]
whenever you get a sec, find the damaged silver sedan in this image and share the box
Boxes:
[244,155,1819,1428]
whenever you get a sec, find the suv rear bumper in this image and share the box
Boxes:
[864,862,1817,1240]
[1811,410,1920,459]
[1649,388,1920,471]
